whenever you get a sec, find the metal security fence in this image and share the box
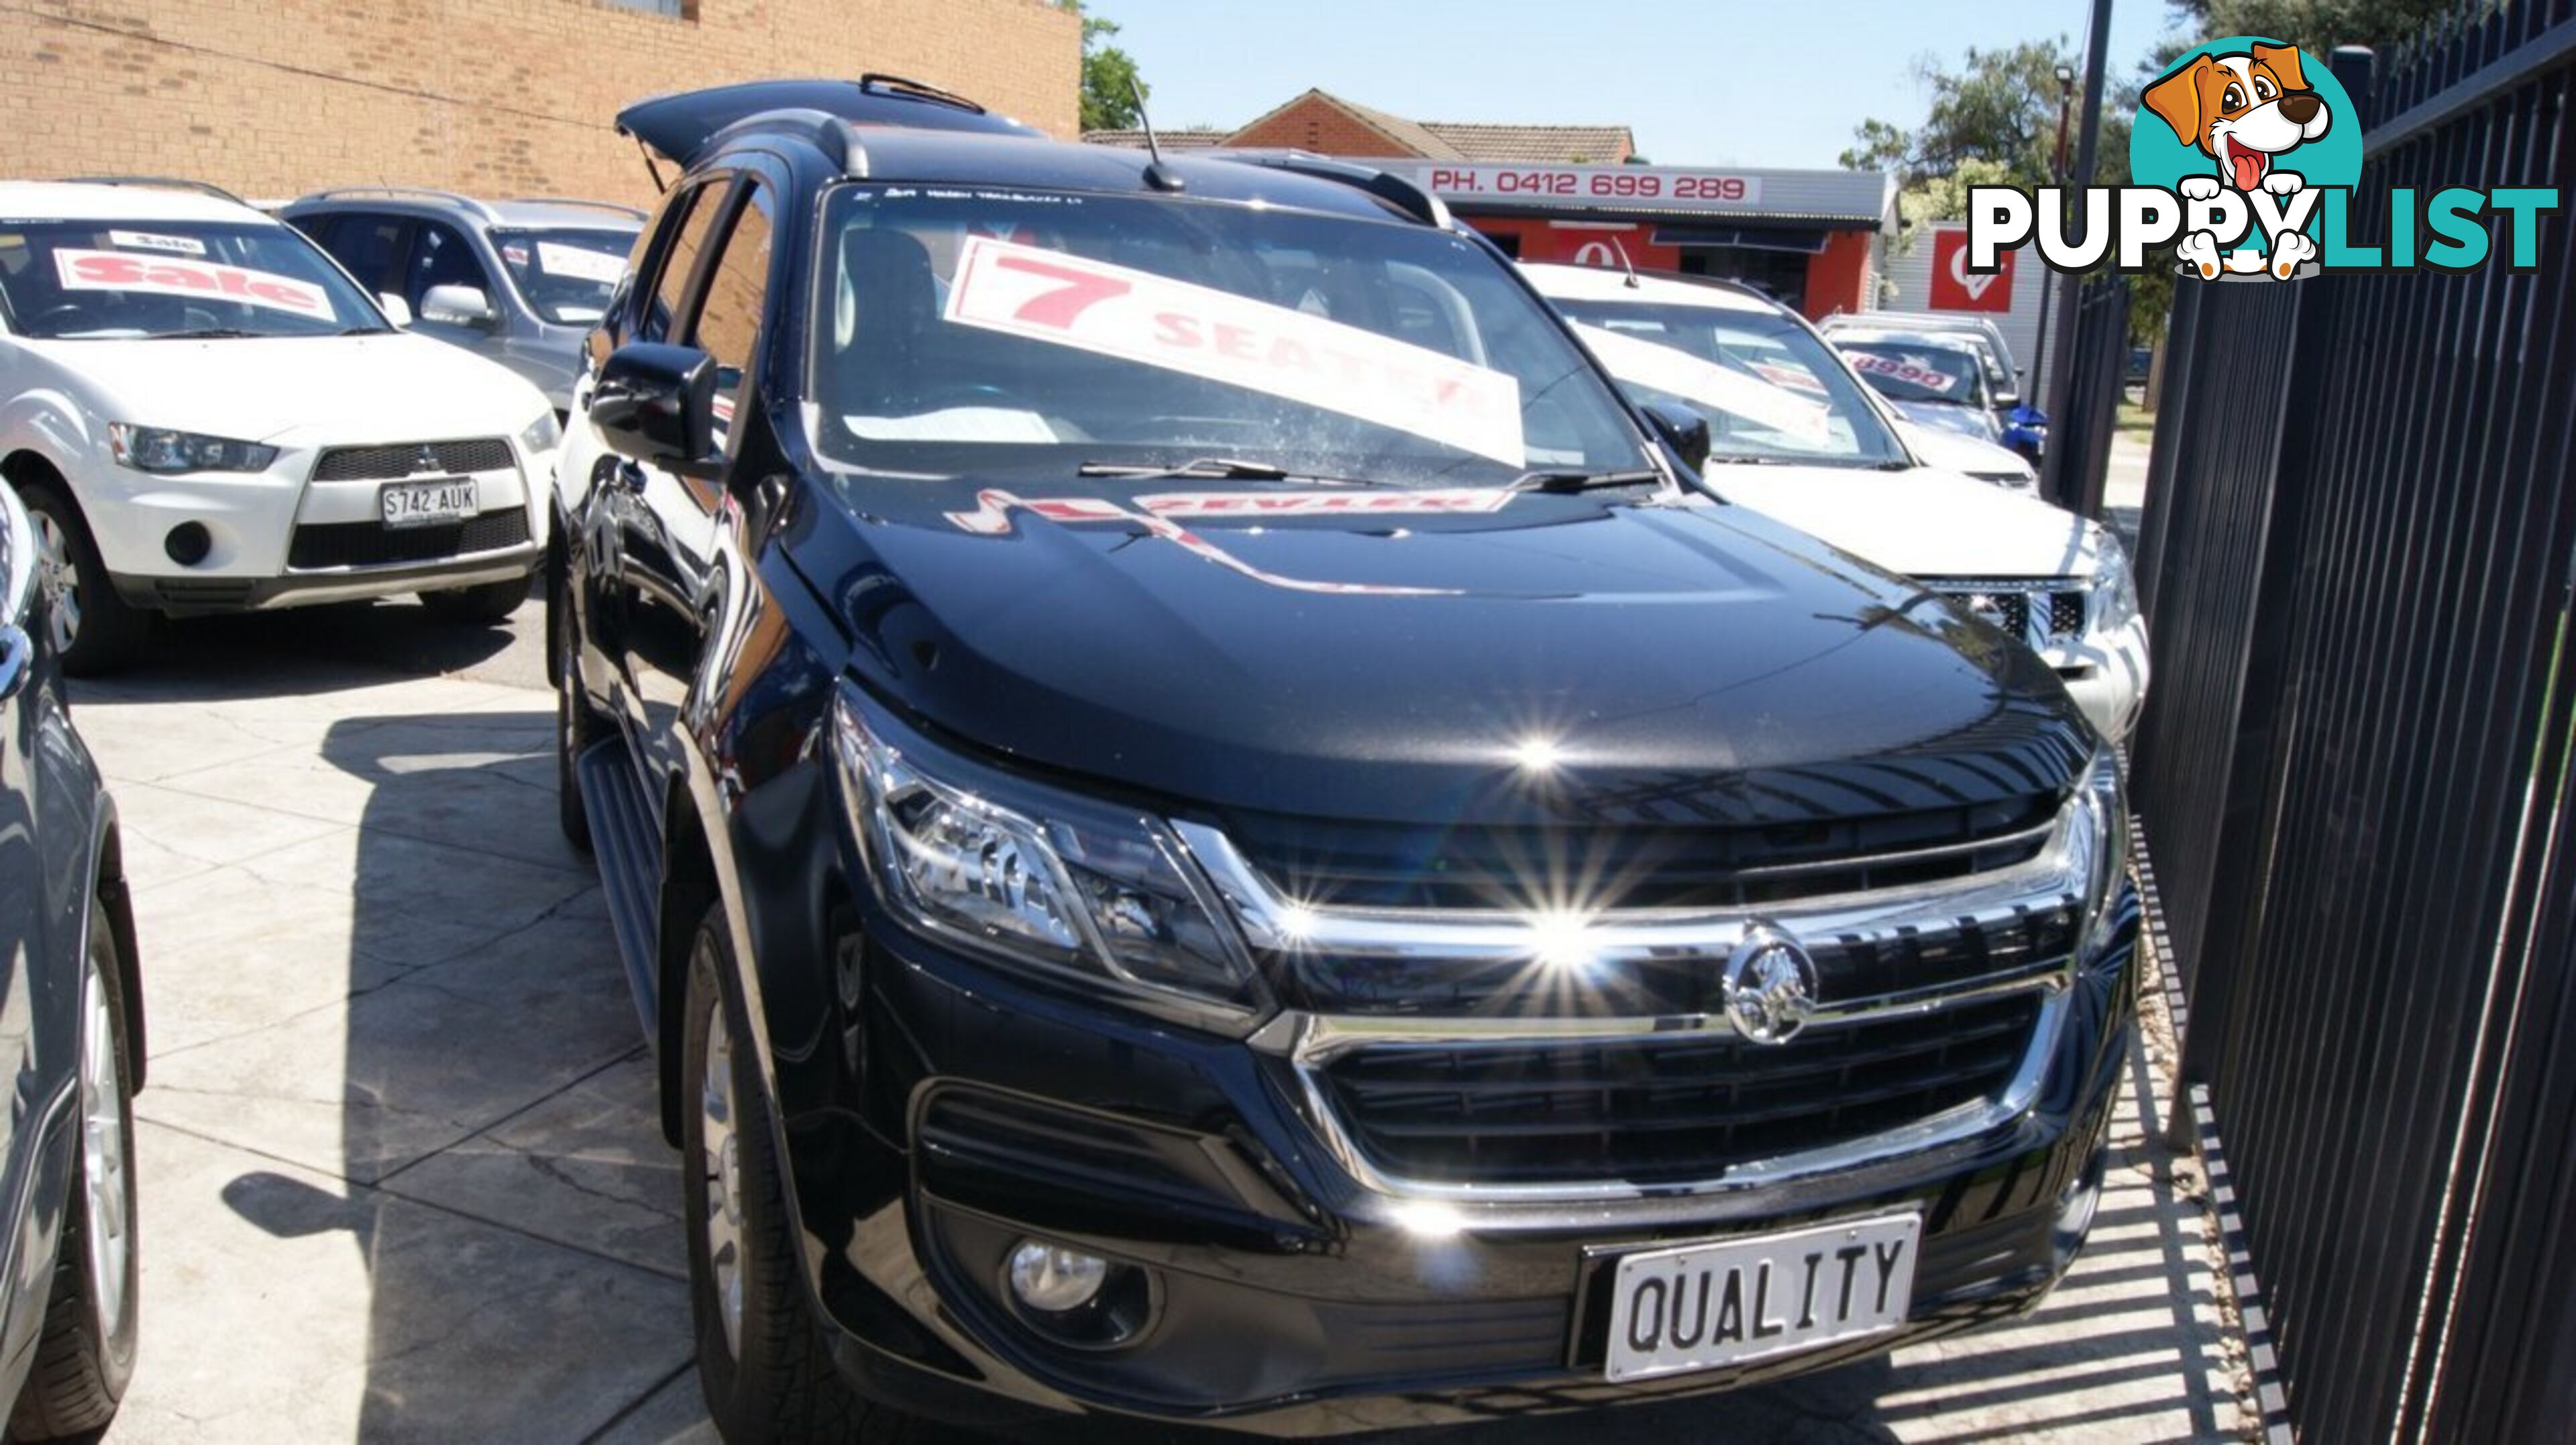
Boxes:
[2127,12,2576,1443]
[2042,274,2131,519]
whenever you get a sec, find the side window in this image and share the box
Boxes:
[639,182,724,344]
[405,220,489,309]
[683,183,774,447]
[315,213,407,294]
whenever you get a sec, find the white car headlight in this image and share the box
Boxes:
[519,410,562,456]
[830,683,1266,1034]
[107,423,278,475]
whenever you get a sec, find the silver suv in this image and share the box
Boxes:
[282,189,642,414]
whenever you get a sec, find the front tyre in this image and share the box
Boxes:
[682,907,915,1444]
[10,900,140,1441]
[18,485,146,677]
[419,576,529,626]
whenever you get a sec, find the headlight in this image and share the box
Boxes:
[2069,748,2131,957]
[519,410,561,456]
[830,684,1266,1034]
[107,423,278,474]
[2091,531,2141,633]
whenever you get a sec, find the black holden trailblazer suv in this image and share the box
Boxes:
[555,76,2140,1441]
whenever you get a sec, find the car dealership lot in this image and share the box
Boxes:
[50,602,2247,1444]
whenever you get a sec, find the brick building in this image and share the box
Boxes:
[1091,89,1894,319]
[0,0,1079,207]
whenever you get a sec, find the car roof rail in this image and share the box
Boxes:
[502,197,649,221]
[60,174,247,206]
[855,72,987,114]
[1203,149,1450,229]
[288,185,500,222]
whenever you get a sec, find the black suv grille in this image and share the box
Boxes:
[1315,995,2041,1187]
[287,511,531,570]
[311,439,513,482]
[1225,792,2059,914]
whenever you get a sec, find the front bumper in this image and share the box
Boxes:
[70,441,552,614]
[763,888,2141,1436]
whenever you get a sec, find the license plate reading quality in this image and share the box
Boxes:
[380,478,477,529]
[1603,1213,1921,1381]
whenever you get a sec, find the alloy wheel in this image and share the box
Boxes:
[78,940,130,1342]
[30,510,80,654]
[700,995,744,1361]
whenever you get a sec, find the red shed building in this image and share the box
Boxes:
[1088,89,1894,319]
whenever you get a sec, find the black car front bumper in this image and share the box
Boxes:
[764,890,2139,1437]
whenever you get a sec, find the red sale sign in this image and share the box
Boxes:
[1929,229,2013,313]
[943,236,1525,464]
[53,248,331,318]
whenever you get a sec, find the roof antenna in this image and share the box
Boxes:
[1612,234,1640,288]
[1130,79,1185,193]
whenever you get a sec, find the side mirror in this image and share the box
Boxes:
[1639,401,1711,474]
[419,283,497,328]
[376,292,413,328]
[592,342,719,474]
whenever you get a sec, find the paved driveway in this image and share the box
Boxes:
[74,601,2245,1443]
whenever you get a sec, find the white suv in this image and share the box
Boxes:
[1524,262,2149,741]
[0,180,560,672]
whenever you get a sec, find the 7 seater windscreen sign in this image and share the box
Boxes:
[942,235,1526,465]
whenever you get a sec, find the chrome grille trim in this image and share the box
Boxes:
[1922,576,2092,649]
[1175,797,2097,1203]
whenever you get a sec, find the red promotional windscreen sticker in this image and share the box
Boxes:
[943,235,1526,465]
[1847,352,1964,396]
[53,248,331,319]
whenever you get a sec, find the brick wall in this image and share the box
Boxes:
[1229,97,1424,158]
[0,0,1079,207]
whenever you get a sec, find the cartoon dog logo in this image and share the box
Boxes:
[2144,42,2334,278]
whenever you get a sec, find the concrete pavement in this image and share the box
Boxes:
[73,599,2245,1443]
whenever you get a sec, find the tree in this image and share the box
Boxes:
[1056,3,1148,133]
[2176,0,2462,52]
[1838,40,2120,193]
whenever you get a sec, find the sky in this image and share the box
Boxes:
[1095,0,2185,170]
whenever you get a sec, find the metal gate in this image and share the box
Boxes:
[2127,11,2576,1442]
[2042,273,2131,519]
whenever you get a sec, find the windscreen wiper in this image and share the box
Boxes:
[154,327,260,340]
[1507,467,1666,493]
[1077,457,1289,480]
[1075,457,1393,488]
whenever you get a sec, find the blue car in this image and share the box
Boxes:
[0,480,144,1438]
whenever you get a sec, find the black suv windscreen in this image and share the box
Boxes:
[806,186,1648,485]
[492,227,636,324]
[1833,341,1990,409]
[1548,296,1907,467]
[0,220,384,339]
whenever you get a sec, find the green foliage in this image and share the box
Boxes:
[1056,2,1148,133]
[2174,0,2465,52]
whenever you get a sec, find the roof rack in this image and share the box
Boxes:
[288,185,499,222]
[502,197,649,221]
[61,175,246,206]
[1203,150,1450,229]
[856,72,985,114]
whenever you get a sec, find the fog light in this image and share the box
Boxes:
[164,522,211,566]
[1007,1240,1106,1314]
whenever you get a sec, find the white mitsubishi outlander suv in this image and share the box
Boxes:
[1524,262,2149,742]
[0,180,561,672]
